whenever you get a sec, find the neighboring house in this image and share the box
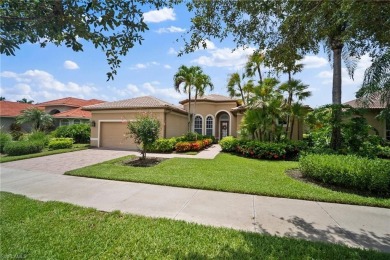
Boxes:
[344,96,389,140]
[83,94,303,150]
[0,101,37,132]
[37,97,105,127]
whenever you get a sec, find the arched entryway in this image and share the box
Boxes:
[216,111,230,140]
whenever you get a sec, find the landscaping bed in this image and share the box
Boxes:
[1,192,387,259]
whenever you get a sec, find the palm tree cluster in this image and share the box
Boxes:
[173,65,213,132]
[17,108,53,132]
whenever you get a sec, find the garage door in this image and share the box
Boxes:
[100,122,138,150]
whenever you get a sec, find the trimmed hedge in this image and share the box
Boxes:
[4,141,45,156]
[28,131,50,146]
[48,138,73,150]
[219,136,306,161]
[148,138,177,153]
[175,138,213,153]
[300,154,390,194]
[0,132,12,153]
[52,124,90,143]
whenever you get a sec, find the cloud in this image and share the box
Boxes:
[143,7,175,23]
[192,46,255,69]
[168,47,178,55]
[63,60,80,70]
[299,55,328,69]
[164,64,172,69]
[129,61,162,70]
[156,26,185,33]
[0,69,98,102]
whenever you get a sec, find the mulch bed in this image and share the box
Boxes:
[123,157,166,167]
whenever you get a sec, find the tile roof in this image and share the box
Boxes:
[0,101,38,117]
[344,95,386,109]
[37,97,105,108]
[179,94,237,104]
[52,107,92,119]
[82,96,187,114]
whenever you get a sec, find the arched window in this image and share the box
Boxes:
[60,119,69,126]
[194,115,203,135]
[206,116,213,136]
[49,109,60,115]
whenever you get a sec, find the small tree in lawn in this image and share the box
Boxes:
[127,114,160,160]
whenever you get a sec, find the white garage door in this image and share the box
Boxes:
[100,122,138,150]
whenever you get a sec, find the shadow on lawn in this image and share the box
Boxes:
[253,216,390,253]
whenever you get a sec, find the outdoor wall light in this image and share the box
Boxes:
[91,120,96,127]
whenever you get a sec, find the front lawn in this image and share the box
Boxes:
[1,192,387,259]
[0,144,89,163]
[66,153,390,208]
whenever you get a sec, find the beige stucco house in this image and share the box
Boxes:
[83,94,244,150]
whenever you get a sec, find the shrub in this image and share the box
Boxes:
[191,140,204,151]
[219,136,239,152]
[10,122,23,141]
[0,131,12,153]
[237,141,286,160]
[4,141,44,156]
[300,154,390,194]
[28,131,50,146]
[148,138,177,153]
[48,138,73,150]
[377,146,390,159]
[52,124,90,143]
[177,132,204,142]
[175,142,192,152]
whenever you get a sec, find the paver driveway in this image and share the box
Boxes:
[1,149,131,174]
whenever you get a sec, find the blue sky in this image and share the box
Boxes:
[1,5,372,108]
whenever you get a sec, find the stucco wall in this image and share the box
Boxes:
[0,117,33,133]
[363,109,386,138]
[89,109,166,147]
[165,111,188,138]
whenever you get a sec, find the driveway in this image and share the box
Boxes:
[1,149,131,174]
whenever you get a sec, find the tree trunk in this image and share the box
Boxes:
[289,116,295,140]
[188,91,192,132]
[239,83,245,105]
[257,66,263,85]
[285,71,292,139]
[330,41,343,151]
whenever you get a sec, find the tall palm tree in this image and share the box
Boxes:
[279,79,311,139]
[173,65,202,132]
[193,72,213,124]
[245,51,265,84]
[17,108,53,131]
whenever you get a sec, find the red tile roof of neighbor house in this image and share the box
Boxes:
[37,97,105,108]
[344,95,386,109]
[52,107,92,119]
[82,96,187,114]
[179,94,237,104]
[0,101,39,117]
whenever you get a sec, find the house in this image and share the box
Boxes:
[83,94,303,150]
[344,96,389,140]
[37,97,105,127]
[0,101,38,132]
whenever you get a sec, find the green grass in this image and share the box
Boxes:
[67,153,390,208]
[0,144,89,163]
[1,192,387,259]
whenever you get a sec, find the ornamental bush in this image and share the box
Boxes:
[300,154,390,194]
[0,131,12,153]
[28,131,50,146]
[148,138,177,153]
[219,136,239,152]
[52,124,90,143]
[48,138,73,150]
[4,141,45,156]
[175,141,192,152]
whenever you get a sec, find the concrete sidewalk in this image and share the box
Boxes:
[1,165,389,253]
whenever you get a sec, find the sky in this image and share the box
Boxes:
[0,4,372,108]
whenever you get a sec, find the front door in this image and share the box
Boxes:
[220,121,229,139]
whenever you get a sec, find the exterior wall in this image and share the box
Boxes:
[0,117,32,132]
[183,101,238,139]
[89,109,165,148]
[363,109,386,139]
[165,111,188,138]
[54,118,89,127]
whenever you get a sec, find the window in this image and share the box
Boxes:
[194,115,203,134]
[206,116,213,136]
[220,114,229,121]
[60,119,69,126]
[386,118,390,141]
[73,119,81,124]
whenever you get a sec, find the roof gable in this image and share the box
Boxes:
[52,107,92,119]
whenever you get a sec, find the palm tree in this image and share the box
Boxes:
[17,98,34,104]
[193,72,214,125]
[173,65,202,132]
[279,79,311,139]
[17,108,53,131]
[245,51,265,84]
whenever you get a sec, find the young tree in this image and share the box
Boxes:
[1,0,176,80]
[127,114,160,160]
[16,108,53,131]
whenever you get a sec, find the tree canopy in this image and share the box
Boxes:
[1,0,177,80]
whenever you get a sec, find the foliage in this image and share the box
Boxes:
[16,98,34,103]
[175,139,212,153]
[148,138,177,153]
[27,131,50,146]
[51,124,90,143]
[219,136,239,152]
[177,132,203,142]
[9,122,23,140]
[377,146,390,159]
[0,131,12,153]
[16,108,53,131]
[226,72,254,105]
[127,114,160,159]
[300,154,390,195]
[48,138,73,150]
[1,0,176,80]
[68,153,390,208]
[3,140,44,156]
